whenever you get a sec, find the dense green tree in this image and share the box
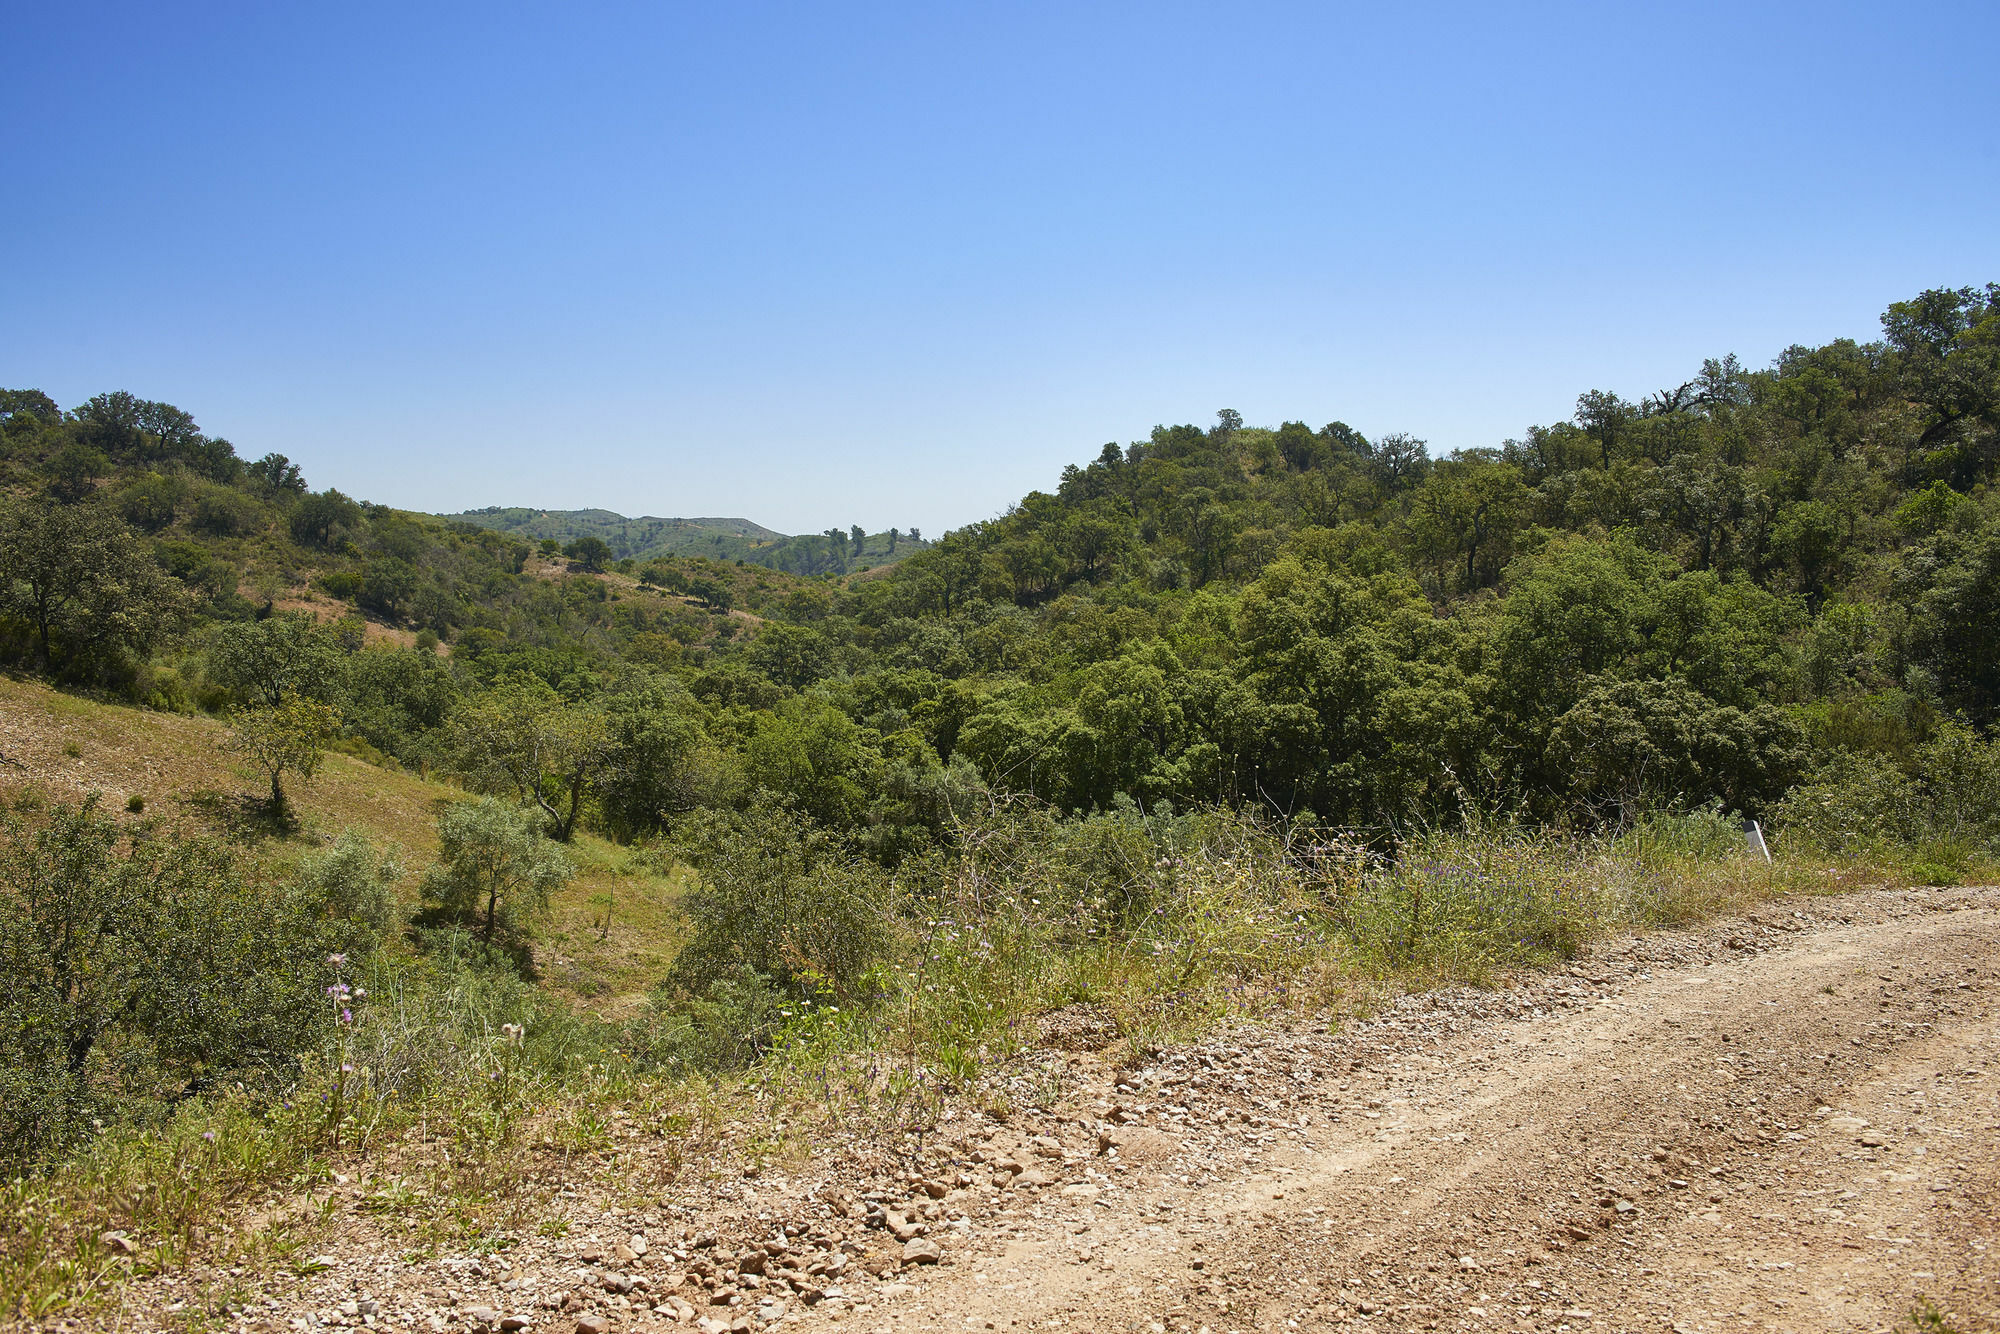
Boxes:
[747,622,831,689]
[43,442,110,504]
[208,612,346,707]
[446,676,610,840]
[1900,519,2000,727]
[742,696,880,828]
[566,535,613,572]
[288,488,361,548]
[596,681,719,839]
[1548,677,1805,820]
[0,498,190,672]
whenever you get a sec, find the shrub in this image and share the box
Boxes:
[0,797,363,1168]
[288,832,403,952]
[1774,725,2000,865]
[635,966,787,1073]
[189,484,263,537]
[665,799,893,1005]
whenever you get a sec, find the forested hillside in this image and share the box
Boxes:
[3,284,1998,1190]
[442,506,929,575]
[3,283,1997,844]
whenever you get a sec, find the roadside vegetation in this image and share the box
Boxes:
[2,282,1998,1318]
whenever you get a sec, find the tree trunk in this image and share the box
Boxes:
[66,1020,99,1077]
[558,768,587,842]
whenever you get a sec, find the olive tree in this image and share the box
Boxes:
[227,694,342,814]
[419,798,572,945]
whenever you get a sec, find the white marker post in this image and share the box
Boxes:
[1742,819,1771,863]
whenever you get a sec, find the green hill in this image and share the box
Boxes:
[441,506,929,575]
[2,282,1999,1252]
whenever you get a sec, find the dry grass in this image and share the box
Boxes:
[0,676,680,1015]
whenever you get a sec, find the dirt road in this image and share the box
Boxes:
[854,886,2000,1334]
[81,886,1999,1334]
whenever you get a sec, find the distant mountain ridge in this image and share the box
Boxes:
[440,506,923,575]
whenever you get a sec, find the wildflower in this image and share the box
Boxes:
[327,953,347,968]
[341,1063,354,1073]
[202,1130,216,1142]
[340,1008,353,1024]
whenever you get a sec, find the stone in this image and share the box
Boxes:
[614,1243,639,1263]
[1858,1129,1888,1148]
[884,1211,921,1242]
[575,1316,610,1334]
[902,1238,943,1265]
[500,1319,530,1332]
[921,1179,950,1198]
[99,1231,137,1256]
[629,1234,649,1256]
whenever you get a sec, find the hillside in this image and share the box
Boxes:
[0,675,684,1016]
[2,285,1999,1328]
[443,505,930,575]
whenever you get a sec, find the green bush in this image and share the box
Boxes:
[634,966,787,1073]
[0,797,381,1169]
[288,832,403,953]
[1774,725,2000,865]
[665,798,893,1006]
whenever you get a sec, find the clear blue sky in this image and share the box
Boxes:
[4,2,1995,536]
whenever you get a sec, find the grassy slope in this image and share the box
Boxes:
[0,676,683,1017]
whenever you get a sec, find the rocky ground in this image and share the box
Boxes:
[47,885,1999,1334]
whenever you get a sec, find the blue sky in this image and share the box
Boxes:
[4,2,1995,535]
